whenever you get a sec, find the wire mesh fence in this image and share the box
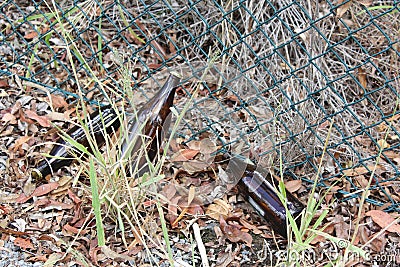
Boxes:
[1,0,399,210]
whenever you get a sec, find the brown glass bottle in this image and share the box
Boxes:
[228,156,304,238]
[31,105,121,180]
[120,73,181,177]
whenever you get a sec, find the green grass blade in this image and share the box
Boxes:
[89,157,105,246]
[156,200,174,266]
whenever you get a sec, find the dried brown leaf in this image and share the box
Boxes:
[24,109,50,127]
[343,165,385,176]
[206,199,231,221]
[356,0,373,6]
[2,113,17,124]
[366,210,400,233]
[23,178,36,196]
[219,216,252,247]
[188,185,195,206]
[358,67,367,90]
[44,252,63,266]
[0,80,9,88]
[285,179,302,193]
[49,94,68,109]
[19,109,35,125]
[14,237,34,249]
[24,31,38,39]
[63,223,88,234]
[63,108,76,121]
[16,193,31,204]
[239,218,263,235]
[12,135,32,152]
[310,223,335,244]
[167,196,180,227]
[199,138,218,154]
[333,215,351,239]
[186,203,204,216]
[0,225,25,236]
[101,245,135,262]
[359,225,370,245]
[147,63,162,69]
[369,232,387,252]
[128,227,144,247]
[11,101,21,114]
[68,189,82,204]
[51,176,73,196]
[186,140,201,150]
[32,182,59,197]
[34,198,74,210]
[0,193,20,204]
[171,149,199,162]
[355,136,372,147]
[381,150,398,159]
[355,175,369,188]
[182,160,209,174]
[161,184,177,201]
[215,249,235,267]
[174,242,191,252]
[377,139,390,149]
[27,255,48,263]
[46,112,66,122]
[336,0,353,18]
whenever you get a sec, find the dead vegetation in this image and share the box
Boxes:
[0,0,400,266]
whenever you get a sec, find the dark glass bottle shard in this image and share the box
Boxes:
[120,73,181,177]
[228,156,304,238]
[31,105,120,180]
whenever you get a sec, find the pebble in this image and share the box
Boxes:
[0,241,42,267]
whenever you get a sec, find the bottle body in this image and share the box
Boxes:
[228,156,304,238]
[120,73,181,177]
[31,105,120,180]
[237,169,304,238]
